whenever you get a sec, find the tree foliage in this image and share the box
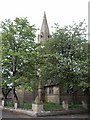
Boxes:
[1,17,89,104]
[37,20,89,92]
[1,18,37,101]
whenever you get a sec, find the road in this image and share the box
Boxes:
[1,109,90,119]
[2,109,30,118]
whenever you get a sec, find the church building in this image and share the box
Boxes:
[5,12,86,104]
[38,12,51,43]
[36,12,86,104]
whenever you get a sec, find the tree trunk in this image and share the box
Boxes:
[2,88,12,105]
[13,88,20,107]
[59,86,62,104]
[85,88,90,114]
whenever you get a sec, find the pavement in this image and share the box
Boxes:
[2,110,89,119]
[0,105,89,117]
[2,109,31,118]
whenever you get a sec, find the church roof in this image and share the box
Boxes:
[40,12,50,36]
[38,12,50,42]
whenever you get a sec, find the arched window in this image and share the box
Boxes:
[41,35,43,38]
[40,32,43,38]
[49,86,53,94]
[48,35,49,38]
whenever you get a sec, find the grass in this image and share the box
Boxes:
[19,102,32,109]
[5,101,82,110]
[5,101,32,109]
[5,101,14,107]
[44,102,62,111]
[69,103,82,109]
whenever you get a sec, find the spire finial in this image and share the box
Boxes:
[43,11,46,20]
[44,11,46,15]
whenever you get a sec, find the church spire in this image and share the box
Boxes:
[38,12,50,42]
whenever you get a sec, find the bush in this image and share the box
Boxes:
[5,101,82,110]
[69,103,82,109]
[5,100,14,107]
[19,102,32,109]
[44,102,62,111]
[5,101,32,109]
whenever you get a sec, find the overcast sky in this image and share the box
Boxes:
[0,0,89,33]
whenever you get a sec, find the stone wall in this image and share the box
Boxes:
[23,91,37,103]
[7,86,87,104]
[16,89,24,102]
[45,86,87,104]
[0,88,2,102]
[16,89,37,103]
[46,94,59,103]
[45,86,59,103]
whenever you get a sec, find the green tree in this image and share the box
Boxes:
[1,18,37,104]
[37,20,89,103]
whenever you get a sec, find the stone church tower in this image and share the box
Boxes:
[38,12,51,43]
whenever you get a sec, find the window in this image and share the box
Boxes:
[41,35,43,38]
[40,32,43,38]
[49,86,53,94]
[48,35,49,38]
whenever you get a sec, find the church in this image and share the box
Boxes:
[37,12,60,103]
[16,12,61,103]
[6,12,86,104]
[38,12,51,43]
[18,12,85,103]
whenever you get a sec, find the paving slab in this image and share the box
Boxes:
[0,105,88,117]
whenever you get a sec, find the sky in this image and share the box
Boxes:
[0,0,89,34]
